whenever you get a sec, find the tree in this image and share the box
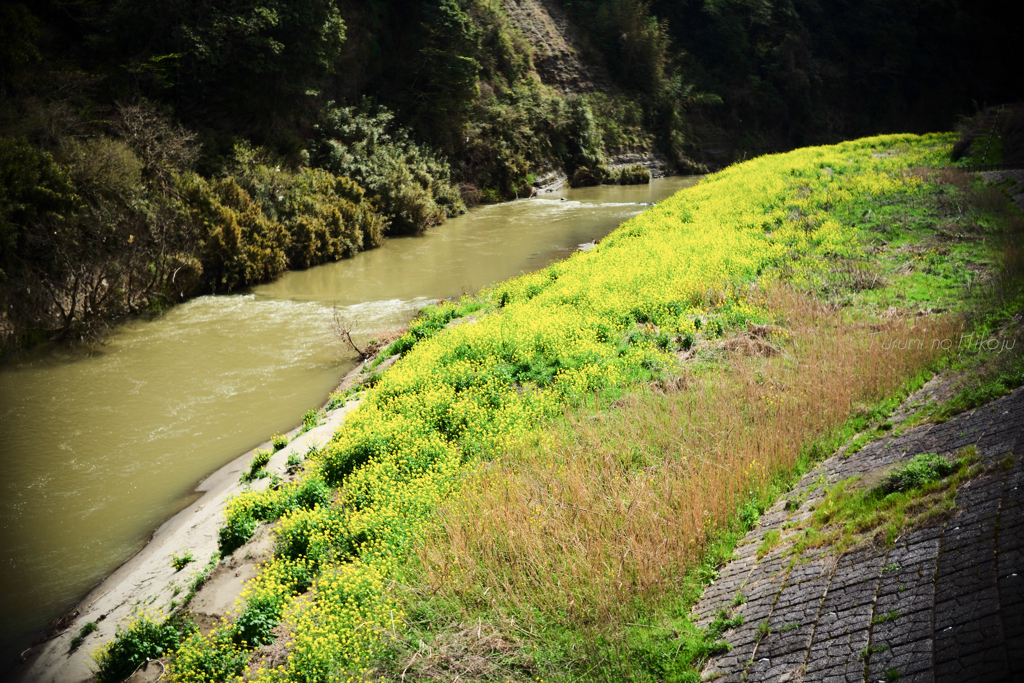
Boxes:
[0,2,41,96]
[101,0,346,121]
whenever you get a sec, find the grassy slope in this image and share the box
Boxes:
[93,132,1024,682]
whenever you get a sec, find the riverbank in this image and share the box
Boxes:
[146,133,1002,683]
[6,362,373,683]
[0,177,697,676]
[13,138,1021,680]
[374,142,1024,680]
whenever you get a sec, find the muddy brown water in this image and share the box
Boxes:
[0,177,699,666]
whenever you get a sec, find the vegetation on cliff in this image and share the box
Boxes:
[2,0,1018,350]
[558,0,1023,153]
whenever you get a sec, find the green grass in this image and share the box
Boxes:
[881,453,959,493]
[791,446,983,555]
[872,610,901,625]
[757,529,782,559]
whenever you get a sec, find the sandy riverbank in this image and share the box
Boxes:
[6,364,371,683]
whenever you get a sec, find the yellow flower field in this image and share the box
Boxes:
[168,133,954,682]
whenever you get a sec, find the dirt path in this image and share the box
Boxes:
[692,379,1024,682]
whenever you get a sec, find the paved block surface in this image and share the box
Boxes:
[695,382,1024,682]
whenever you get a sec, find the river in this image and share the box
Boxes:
[0,177,699,668]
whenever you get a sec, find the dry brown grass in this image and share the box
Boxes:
[364,326,409,358]
[413,288,962,627]
[394,621,532,681]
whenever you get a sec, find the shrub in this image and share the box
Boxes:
[169,628,247,683]
[614,163,652,185]
[231,594,280,648]
[274,505,348,565]
[279,168,385,268]
[70,621,98,651]
[240,448,272,484]
[309,102,465,235]
[0,136,77,264]
[92,611,194,683]
[63,136,144,201]
[178,174,289,292]
[218,510,257,555]
[461,81,563,199]
[571,165,610,187]
[881,453,958,494]
[0,133,208,349]
[293,475,331,510]
[564,98,604,166]
[301,408,321,433]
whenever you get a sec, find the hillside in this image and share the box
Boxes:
[34,132,1010,683]
[1,0,1020,352]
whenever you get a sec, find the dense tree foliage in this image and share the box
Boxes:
[651,0,1019,148]
[94,0,347,126]
[309,103,465,235]
[0,92,386,351]
[556,0,1021,154]
[0,0,1018,351]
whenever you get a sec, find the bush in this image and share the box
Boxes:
[279,169,385,268]
[170,550,195,571]
[571,165,610,187]
[462,81,563,199]
[92,611,194,683]
[169,628,247,683]
[563,98,606,176]
[613,163,652,185]
[881,453,957,494]
[230,144,386,268]
[301,408,320,432]
[0,137,77,273]
[63,136,144,201]
[240,448,272,484]
[70,621,98,651]
[218,510,257,555]
[231,594,281,648]
[309,103,465,235]
[0,134,204,349]
[1001,108,1024,164]
[293,476,331,510]
[179,174,289,292]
